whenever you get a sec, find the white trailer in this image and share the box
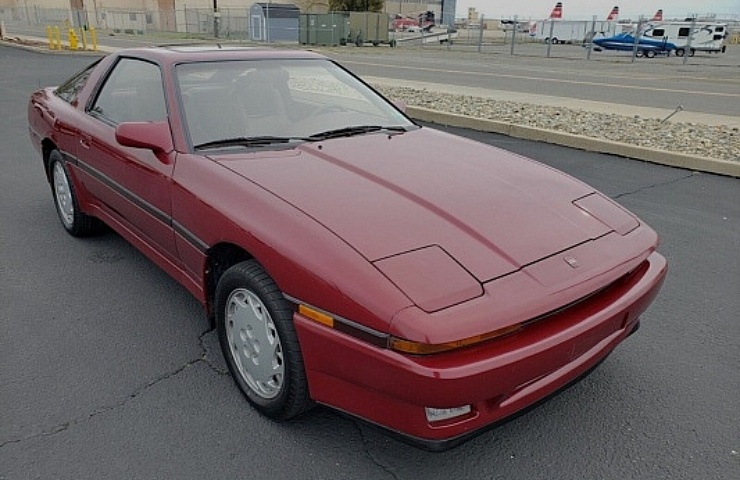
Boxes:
[528,19,619,44]
[642,22,728,55]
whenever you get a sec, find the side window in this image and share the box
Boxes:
[678,27,690,37]
[650,28,665,37]
[55,60,99,104]
[90,58,167,124]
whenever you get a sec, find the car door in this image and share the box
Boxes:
[75,57,178,263]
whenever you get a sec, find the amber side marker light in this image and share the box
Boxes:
[298,304,334,327]
[390,324,522,355]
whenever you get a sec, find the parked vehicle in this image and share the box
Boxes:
[528,3,621,44]
[592,32,677,57]
[28,46,667,450]
[530,19,619,44]
[642,21,728,56]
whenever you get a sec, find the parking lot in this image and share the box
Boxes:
[0,45,738,479]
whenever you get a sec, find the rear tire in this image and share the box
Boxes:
[48,150,101,237]
[645,50,656,58]
[675,48,685,57]
[216,260,312,421]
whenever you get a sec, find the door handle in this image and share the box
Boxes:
[79,133,92,149]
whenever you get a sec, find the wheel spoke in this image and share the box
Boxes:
[225,288,284,399]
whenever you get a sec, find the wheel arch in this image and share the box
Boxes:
[41,138,58,182]
[204,242,254,324]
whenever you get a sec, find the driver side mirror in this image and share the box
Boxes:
[115,120,173,154]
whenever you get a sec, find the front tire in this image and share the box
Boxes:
[48,150,100,237]
[216,260,312,421]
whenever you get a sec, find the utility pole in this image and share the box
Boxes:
[213,0,219,38]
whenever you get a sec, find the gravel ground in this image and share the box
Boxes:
[372,84,740,163]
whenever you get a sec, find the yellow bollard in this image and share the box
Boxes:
[54,26,61,50]
[79,27,88,51]
[68,28,78,50]
[47,25,53,49]
[90,27,98,51]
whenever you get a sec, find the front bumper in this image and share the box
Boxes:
[294,251,667,450]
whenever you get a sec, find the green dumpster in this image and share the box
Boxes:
[348,12,392,47]
[299,13,351,46]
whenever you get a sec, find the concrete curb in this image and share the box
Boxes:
[408,106,740,178]
[0,37,105,55]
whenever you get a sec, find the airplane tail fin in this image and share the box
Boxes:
[549,2,563,19]
[607,6,619,21]
[652,9,663,21]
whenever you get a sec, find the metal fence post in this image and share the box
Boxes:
[546,19,554,57]
[510,15,517,55]
[631,17,644,63]
[477,14,484,53]
[683,16,696,65]
[587,15,596,60]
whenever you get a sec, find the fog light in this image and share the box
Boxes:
[425,405,472,423]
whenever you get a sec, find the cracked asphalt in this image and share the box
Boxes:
[1,46,738,479]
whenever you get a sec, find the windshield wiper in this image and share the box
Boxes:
[307,125,408,141]
[195,126,410,149]
[194,136,308,150]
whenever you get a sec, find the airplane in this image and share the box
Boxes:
[591,32,676,57]
[549,2,563,19]
[606,6,619,21]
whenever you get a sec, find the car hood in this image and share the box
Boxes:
[214,128,626,284]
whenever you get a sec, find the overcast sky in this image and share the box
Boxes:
[454,1,740,20]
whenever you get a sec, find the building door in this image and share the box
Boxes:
[157,0,176,31]
[69,0,86,28]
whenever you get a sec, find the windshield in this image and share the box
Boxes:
[176,58,415,149]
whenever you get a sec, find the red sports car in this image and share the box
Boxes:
[28,46,666,450]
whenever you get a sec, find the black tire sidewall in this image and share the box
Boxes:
[48,150,92,236]
[215,260,309,420]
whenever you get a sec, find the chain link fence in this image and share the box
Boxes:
[0,6,252,40]
[1,6,737,65]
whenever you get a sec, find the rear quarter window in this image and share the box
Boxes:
[55,60,100,104]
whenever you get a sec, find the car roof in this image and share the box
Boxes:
[116,44,327,65]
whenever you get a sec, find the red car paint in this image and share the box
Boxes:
[28,46,666,450]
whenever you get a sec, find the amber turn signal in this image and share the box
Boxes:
[390,324,522,355]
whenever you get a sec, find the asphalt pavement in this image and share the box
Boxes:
[1,45,738,480]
